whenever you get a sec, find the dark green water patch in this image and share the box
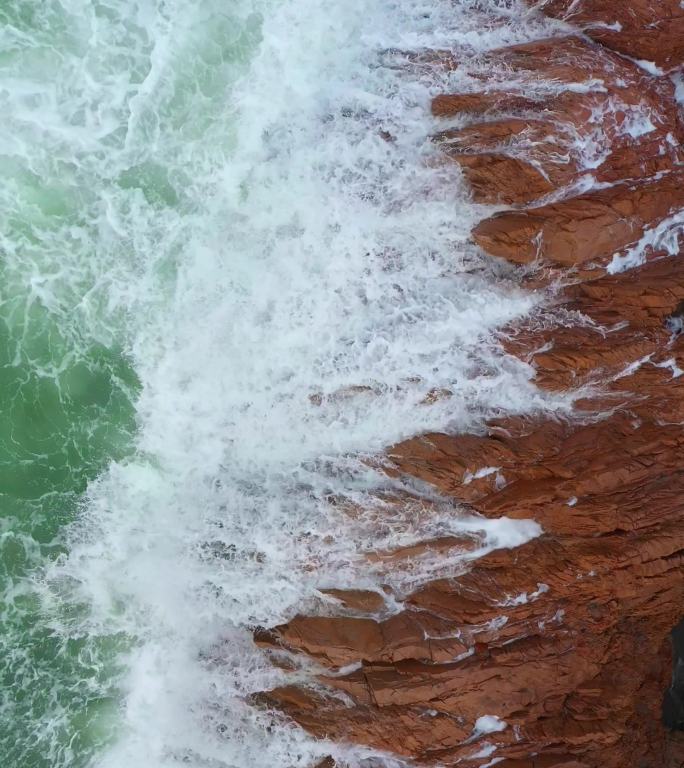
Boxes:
[0,293,139,768]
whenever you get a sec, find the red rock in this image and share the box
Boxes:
[319,588,386,613]
[255,11,684,768]
[364,534,481,564]
[432,37,684,205]
[431,92,542,117]
[258,610,470,667]
[473,172,684,269]
[566,255,684,328]
[532,0,684,70]
[261,511,684,764]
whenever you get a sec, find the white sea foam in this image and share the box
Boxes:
[7,0,575,766]
[608,208,684,274]
[473,715,508,736]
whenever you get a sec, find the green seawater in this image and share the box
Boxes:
[0,71,140,768]
[0,1,262,764]
[0,311,139,767]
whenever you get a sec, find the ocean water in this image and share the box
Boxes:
[0,1,565,767]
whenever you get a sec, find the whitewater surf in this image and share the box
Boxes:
[1,1,566,766]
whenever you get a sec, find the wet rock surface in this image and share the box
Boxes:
[434,36,684,206]
[472,172,684,270]
[531,0,684,70]
[256,4,684,766]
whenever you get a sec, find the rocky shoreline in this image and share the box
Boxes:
[256,3,684,765]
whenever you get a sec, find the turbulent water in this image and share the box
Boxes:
[1,1,566,767]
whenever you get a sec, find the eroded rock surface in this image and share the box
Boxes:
[255,3,684,767]
[259,256,684,767]
[472,172,684,270]
[532,0,684,70]
[433,36,684,206]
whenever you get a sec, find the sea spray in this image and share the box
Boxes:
[1,1,567,766]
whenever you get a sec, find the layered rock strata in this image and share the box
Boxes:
[256,6,684,767]
[433,36,684,206]
[533,0,684,70]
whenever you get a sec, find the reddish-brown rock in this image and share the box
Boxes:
[261,512,684,764]
[497,256,684,390]
[432,37,684,205]
[255,8,684,768]
[532,0,684,70]
[472,171,684,269]
[259,253,684,766]
[431,92,542,118]
[318,588,386,613]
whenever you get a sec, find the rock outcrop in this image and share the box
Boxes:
[531,0,684,71]
[255,4,684,767]
[433,36,684,206]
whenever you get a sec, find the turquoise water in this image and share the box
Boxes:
[0,1,561,766]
